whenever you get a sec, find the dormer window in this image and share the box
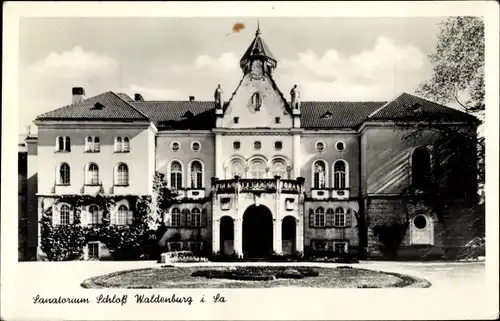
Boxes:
[92,102,104,110]
[234,117,239,124]
[413,103,423,113]
[251,92,263,111]
[183,111,194,118]
[321,111,333,119]
[275,117,281,124]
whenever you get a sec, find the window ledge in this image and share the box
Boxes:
[56,183,71,186]
[113,150,130,153]
[55,151,70,153]
[114,184,130,187]
[84,150,100,153]
[84,184,101,187]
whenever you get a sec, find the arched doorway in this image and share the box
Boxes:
[220,216,234,256]
[282,216,296,255]
[243,205,273,258]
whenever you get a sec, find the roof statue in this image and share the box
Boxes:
[214,84,223,109]
[291,85,301,109]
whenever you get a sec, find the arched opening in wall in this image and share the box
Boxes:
[271,159,288,179]
[220,216,234,256]
[243,205,273,258]
[229,159,245,179]
[282,216,296,255]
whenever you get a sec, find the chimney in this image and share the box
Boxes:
[134,93,144,101]
[72,87,85,104]
[189,96,195,102]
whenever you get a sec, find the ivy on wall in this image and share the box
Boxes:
[40,172,174,261]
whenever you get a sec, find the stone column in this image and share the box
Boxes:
[274,175,282,255]
[273,218,283,255]
[215,133,223,178]
[233,218,243,258]
[292,134,301,179]
[296,217,304,253]
[212,218,220,255]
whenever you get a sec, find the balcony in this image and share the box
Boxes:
[212,176,305,195]
[310,188,350,200]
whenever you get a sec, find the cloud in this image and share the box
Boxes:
[29,46,119,79]
[277,36,429,101]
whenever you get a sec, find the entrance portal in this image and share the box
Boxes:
[243,205,273,258]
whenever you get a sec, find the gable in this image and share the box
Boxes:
[221,74,292,128]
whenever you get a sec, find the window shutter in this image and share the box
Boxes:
[308,209,314,227]
[346,209,352,227]
[98,210,103,225]
[52,205,59,225]
[201,208,208,227]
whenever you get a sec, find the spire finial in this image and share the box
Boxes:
[256,19,261,35]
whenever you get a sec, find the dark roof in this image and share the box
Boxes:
[130,101,215,129]
[35,91,476,129]
[301,101,386,128]
[240,32,277,66]
[368,93,477,123]
[35,92,149,121]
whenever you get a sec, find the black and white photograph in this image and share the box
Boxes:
[2,1,499,320]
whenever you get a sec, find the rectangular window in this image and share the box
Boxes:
[169,242,182,251]
[171,213,181,227]
[312,240,328,250]
[88,242,99,259]
[334,213,345,227]
[189,242,203,253]
[171,173,182,190]
[314,214,325,227]
[333,242,348,253]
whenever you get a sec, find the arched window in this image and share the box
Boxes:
[170,161,183,189]
[60,204,71,225]
[313,161,327,188]
[271,160,287,179]
[86,163,99,185]
[58,136,64,151]
[230,159,245,178]
[333,160,347,189]
[334,207,345,227]
[117,205,129,225]
[56,136,71,152]
[314,207,325,227]
[89,205,99,225]
[115,137,122,152]
[115,163,129,186]
[412,148,431,190]
[250,159,267,178]
[123,137,130,152]
[190,161,203,188]
[191,208,201,227]
[59,163,70,185]
[171,208,181,227]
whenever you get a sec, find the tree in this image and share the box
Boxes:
[414,16,484,202]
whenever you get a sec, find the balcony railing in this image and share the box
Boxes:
[212,177,305,195]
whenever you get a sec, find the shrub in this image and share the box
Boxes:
[191,266,320,280]
[160,251,209,263]
[276,269,303,279]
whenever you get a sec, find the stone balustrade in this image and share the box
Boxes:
[212,176,305,195]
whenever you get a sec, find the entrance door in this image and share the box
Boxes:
[282,216,296,255]
[243,205,273,258]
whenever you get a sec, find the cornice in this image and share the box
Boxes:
[34,120,151,129]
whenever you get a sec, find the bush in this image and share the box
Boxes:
[276,269,303,279]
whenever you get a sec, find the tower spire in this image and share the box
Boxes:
[256,19,261,35]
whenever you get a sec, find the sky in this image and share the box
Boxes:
[18,17,446,133]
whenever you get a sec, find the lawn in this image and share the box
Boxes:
[81,265,428,288]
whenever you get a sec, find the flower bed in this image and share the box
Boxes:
[191,266,319,281]
[160,251,209,263]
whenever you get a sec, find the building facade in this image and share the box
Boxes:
[23,27,482,261]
